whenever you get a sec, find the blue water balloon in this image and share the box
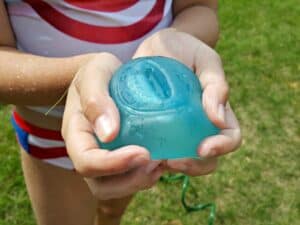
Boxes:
[97,56,219,159]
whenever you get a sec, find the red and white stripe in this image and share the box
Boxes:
[23,0,166,43]
[7,0,172,58]
[13,112,74,169]
[6,0,173,169]
[64,0,139,12]
[7,0,172,118]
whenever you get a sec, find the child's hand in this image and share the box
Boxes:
[134,28,241,176]
[62,53,164,200]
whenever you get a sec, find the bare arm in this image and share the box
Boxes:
[0,2,94,105]
[172,0,219,47]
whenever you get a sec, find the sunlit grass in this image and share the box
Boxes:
[0,0,299,224]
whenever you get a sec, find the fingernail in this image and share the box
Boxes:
[129,155,148,169]
[218,104,225,123]
[95,114,113,141]
[145,161,161,174]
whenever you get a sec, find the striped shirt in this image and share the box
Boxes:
[7,0,173,169]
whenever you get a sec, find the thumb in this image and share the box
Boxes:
[194,44,229,128]
[74,53,121,143]
[202,80,229,129]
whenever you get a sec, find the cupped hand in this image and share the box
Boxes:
[62,53,164,199]
[134,28,241,176]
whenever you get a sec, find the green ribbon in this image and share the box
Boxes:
[160,174,216,225]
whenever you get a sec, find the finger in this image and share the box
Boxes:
[198,103,242,158]
[75,53,122,142]
[166,158,218,177]
[144,160,163,174]
[194,44,229,128]
[61,83,82,136]
[85,164,165,200]
[202,82,229,129]
[66,112,150,177]
[62,88,150,177]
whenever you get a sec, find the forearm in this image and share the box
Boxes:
[0,47,94,105]
[171,5,219,47]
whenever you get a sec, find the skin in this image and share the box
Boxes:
[132,29,241,174]
[0,0,241,225]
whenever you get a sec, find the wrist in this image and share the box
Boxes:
[61,53,98,85]
[170,5,219,47]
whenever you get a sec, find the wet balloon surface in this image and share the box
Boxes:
[97,56,219,159]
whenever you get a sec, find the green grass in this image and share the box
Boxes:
[0,0,299,224]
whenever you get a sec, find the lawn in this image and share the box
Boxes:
[0,0,299,224]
